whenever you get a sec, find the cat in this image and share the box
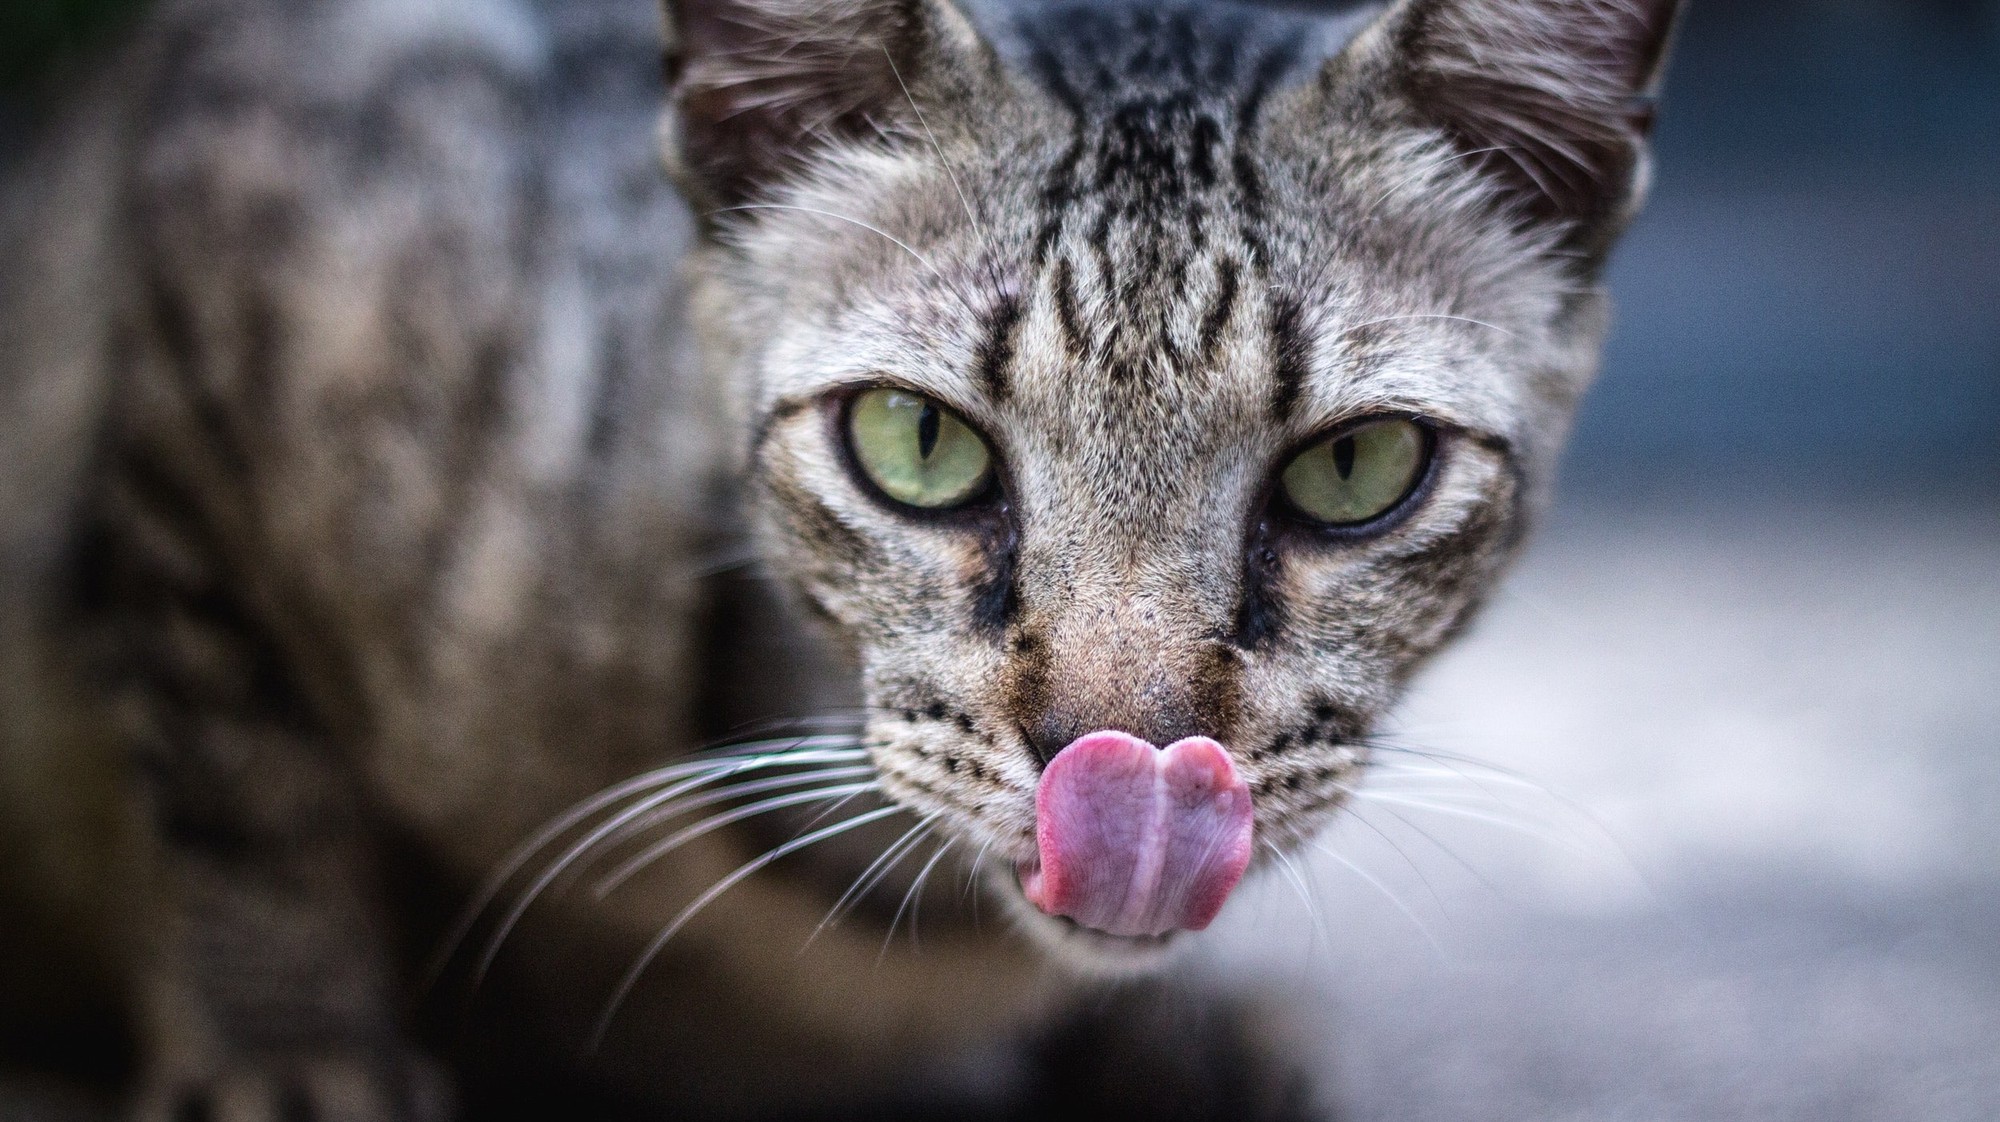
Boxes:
[0,0,1682,1118]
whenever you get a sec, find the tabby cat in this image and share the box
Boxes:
[0,0,1681,1117]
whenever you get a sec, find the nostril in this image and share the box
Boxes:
[1022,711,1089,768]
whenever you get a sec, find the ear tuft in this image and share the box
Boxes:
[660,0,994,215]
[1393,0,1683,252]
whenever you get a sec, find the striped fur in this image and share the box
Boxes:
[0,0,1679,1117]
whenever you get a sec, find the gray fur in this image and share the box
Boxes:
[0,0,1678,1116]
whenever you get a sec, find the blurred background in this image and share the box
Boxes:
[4,0,1997,1119]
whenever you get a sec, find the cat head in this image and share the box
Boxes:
[661,0,1680,967]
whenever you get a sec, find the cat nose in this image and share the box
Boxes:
[1022,704,1212,768]
[1005,608,1246,768]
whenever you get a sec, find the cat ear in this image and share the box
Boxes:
[1366,0,1684,254]
[658,0,999,215]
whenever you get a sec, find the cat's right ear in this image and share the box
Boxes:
[657,0,1001,217]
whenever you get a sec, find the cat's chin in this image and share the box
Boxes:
[995,869,1188,977]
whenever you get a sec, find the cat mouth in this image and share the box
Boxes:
[1011,731,1256,949]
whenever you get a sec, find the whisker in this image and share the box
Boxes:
[1363,762,1557,799]
[881,47,983,242]
[1330,797,1453,918]
[1347,792,1591,855]
[804,814,937,949]
[469,742,866,983]
[1356,744,1663,906]
[593,780,883,898]
[1362,741,1554,788]
[1310,839,1450,960]
[688,546,765,579]
[711,204,938,268]
[1263,840,1332,960]
[1365,744,1643,864]
[961,837,995,905]
[962,836,997,932]
[787,778,878,838]
[881,834,956,963]
[707,203,981,320]
[583,764,878,879]
[903,835,956,952]
[426,735,861,989]
[716,712,869,741]
[1348,802,1505,896]
[515,746,867,909]
[589,802,904,1051]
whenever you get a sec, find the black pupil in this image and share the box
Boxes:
[1332,435,1357,480]
[917,403,941,460]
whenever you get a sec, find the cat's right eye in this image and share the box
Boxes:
[844,388,995,512]
[1277,417,1432,530]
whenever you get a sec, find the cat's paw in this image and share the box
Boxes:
[133,1049,454,1122]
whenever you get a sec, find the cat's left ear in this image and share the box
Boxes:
[658,0,1002,218]
[1331,0,1685,260]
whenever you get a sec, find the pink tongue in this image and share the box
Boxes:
[1020,731,1255,938]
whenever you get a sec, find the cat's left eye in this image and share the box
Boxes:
[844,388,995,511]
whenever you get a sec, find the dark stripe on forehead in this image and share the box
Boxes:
[1198,257,1241,363]
[1023,24,1086,269]
[1050,257,1091,362]
[1238,36,1302,126]
[975,292,1026,401]
[1268,292,1310,420]
[1232,42,1297,273]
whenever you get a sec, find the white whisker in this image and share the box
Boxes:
[804,814,937,948]
[1348,792,1589,855]
[589,803,905,1051]
[584,764,878,875]
[1364,761,1556,796]
[426,735,862,989]
[882,835,956,962]
[1334,802,1452,917]
[712,203,937,268]
[1263,840,1332,960]
[707,203,981,320]
[961,836,998,932]
[786,779,878,838]
[961,837,994,905]
[468,741,866,983]
[1364,743,1552,787]
[1335,312,1519,341]
[882,47,983,242]
[1311,839,1449,960]
[593,780,882,898]
[1349,803,1504,896]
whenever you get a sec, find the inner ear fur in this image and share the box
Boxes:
[1360,0,1685,257]
[659,0,1000,216]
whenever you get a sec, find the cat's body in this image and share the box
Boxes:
[0,0,1680,1117]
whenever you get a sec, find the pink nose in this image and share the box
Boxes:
[1019,730,1256,938]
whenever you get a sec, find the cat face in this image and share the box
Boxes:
[667,0,1678,965]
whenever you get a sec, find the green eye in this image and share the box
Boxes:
[846,388,994,510]
[1278,418,1431,527]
